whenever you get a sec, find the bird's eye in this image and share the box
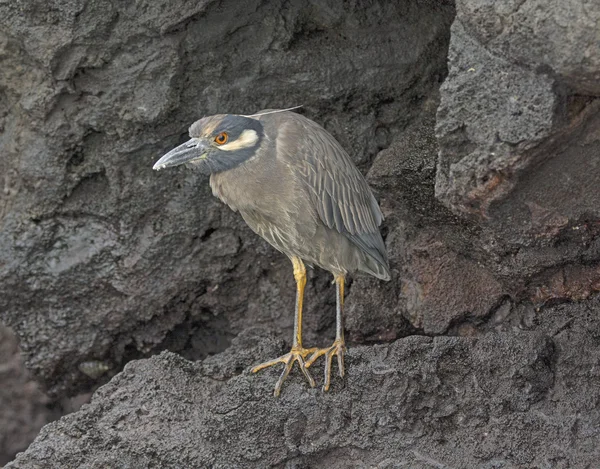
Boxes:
[214,132,229,145]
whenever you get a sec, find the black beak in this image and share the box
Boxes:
[153,138,209,170]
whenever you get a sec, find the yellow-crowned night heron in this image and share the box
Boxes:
[153,109,390,396]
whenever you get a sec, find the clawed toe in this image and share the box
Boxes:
[252,347,317,397]
[305,340,346,391]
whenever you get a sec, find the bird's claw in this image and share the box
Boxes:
[305,339,346,391]
[252,346,318,397]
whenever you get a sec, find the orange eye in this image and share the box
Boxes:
[215,132,228,145]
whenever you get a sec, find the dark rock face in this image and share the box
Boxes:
[436,0,600,292]
[0,0,454,396]
[2,0,600,466]
[0,326,61,467]
[0,325,91,466]
[6,297,600,468]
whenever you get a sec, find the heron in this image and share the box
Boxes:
[153,109,390,396]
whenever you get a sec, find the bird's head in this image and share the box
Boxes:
[153,114,264,174]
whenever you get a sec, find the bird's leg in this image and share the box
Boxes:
[251,256,317,396]
[305,274,346,391]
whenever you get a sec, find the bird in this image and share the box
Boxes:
[153,108,390,396]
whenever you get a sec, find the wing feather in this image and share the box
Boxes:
[276,113,388,271]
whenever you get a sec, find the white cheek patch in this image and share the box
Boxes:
[218,129,259,151]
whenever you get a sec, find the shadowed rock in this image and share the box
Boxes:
[0,326,61,466]
[0,0,454,397]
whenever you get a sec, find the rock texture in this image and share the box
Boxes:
[0,0,454,397]
[0,326,61,467]
[7,297,600,468]
[2,0,600,466]
[436,0,600,292]
[0,325,91,466]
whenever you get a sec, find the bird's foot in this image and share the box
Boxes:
[251,346,318,397]
[305,339,345,391]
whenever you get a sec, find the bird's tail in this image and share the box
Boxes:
[345,231,391,281]
[359,252,391,281]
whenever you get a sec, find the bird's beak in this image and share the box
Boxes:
[153,138,209,170]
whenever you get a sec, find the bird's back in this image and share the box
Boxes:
[256,111,390,281]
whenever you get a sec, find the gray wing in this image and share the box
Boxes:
[276,113,389,273]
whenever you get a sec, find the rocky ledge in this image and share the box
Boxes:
[7,296,600,468]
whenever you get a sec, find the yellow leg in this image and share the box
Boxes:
[305,274,346,391]
[292,256,306,348]
[252,256,317,397]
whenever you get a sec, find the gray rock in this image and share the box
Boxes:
[365,114,504,336]
[0,0,454,395]
[457,0,600,95]
[0,326,61,466]
[7,297,600,468]
[436,0,600,290]
[2,0,600,465]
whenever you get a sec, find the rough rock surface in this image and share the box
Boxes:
[0,325,91,466]
[436,0,600,292]
[0,0,454,396]
[0,326,60,467]
[2,0,600,466]
[7,296,600,468]
[456,0,600,95]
